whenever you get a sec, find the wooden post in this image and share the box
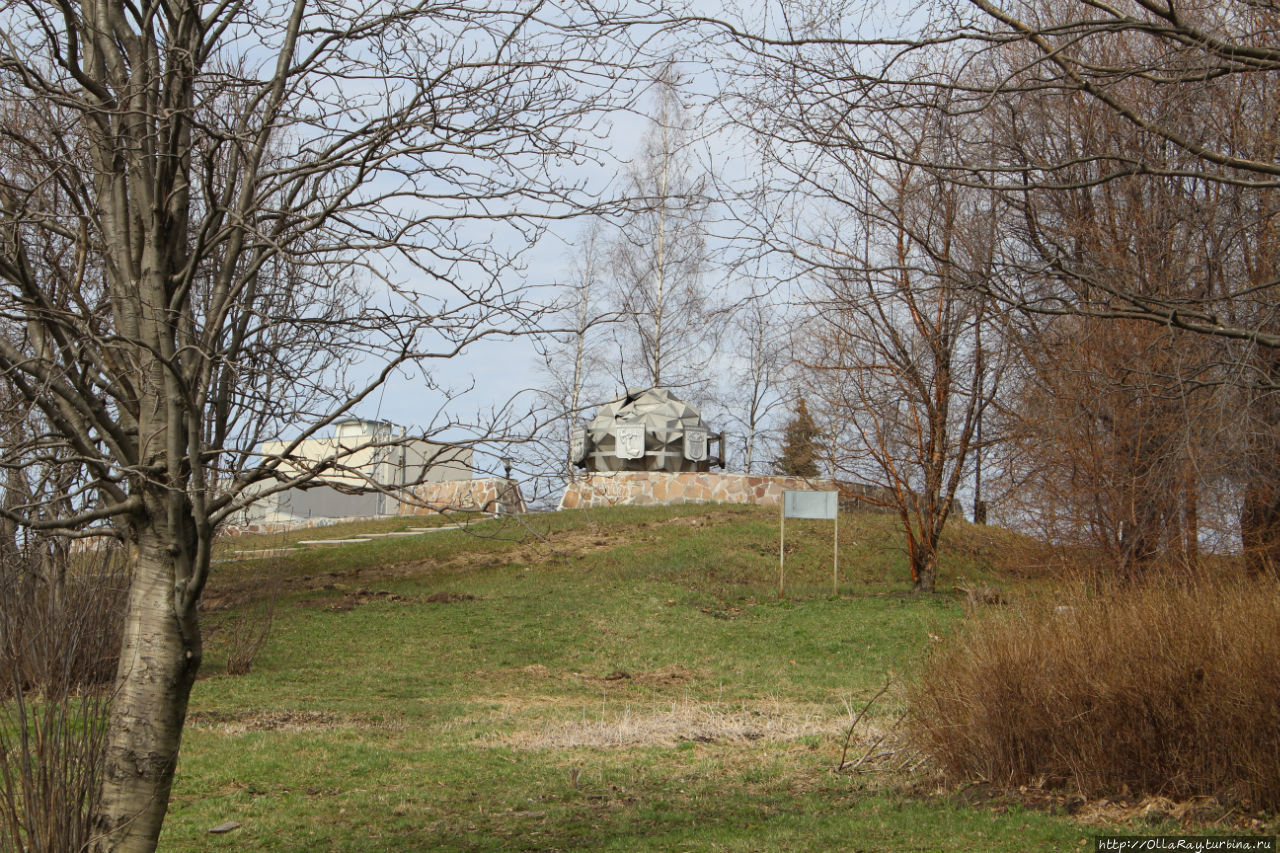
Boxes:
[833,506,839,596]
[779,499,785,599]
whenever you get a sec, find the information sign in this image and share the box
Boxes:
[779,490,841,598]
[783,489,838,520]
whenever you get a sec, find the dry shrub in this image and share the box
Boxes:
[907,577,1280,811]
[212,585,278,676]
[0,544,127,694]
[222,601,276,676]
[0,543,126,852]
[0,687,112,853]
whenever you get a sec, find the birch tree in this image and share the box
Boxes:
[535,219,613,482]
[721,289,792,473]
[609,63,716,395]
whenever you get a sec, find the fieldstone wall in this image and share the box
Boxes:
[402,477,526,516]
[558,472,839,511]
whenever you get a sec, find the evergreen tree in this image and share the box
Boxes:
[775,398,822,477]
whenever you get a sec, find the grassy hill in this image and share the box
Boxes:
[161,504,1150,850]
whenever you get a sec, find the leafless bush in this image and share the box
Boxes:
[0,544,126,695]
[220,593,277,677]
[0,687,111,853]
[0,543,125,852]
[908,577,1280,811]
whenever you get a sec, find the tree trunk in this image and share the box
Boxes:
[1239,349,1280,580]
[1241,478,1280,580]
[1181,465,1199,574]
[90,523,201,853]
[0,466,21,562]
[912,546,938,593]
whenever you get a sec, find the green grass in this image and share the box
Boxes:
[162,504,1110,850]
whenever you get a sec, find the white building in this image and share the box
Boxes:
[242,418,472,525]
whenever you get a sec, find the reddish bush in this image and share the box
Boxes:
[908,578,1280,810]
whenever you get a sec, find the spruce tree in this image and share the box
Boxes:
[775,398,822,477]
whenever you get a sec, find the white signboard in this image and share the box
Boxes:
[615,425,645,459]
[779,489,842,598]
[683,427,708,462]
[783,489,838,520]
[570,426,587,464]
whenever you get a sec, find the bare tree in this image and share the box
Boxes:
[533,219,614,486]
[703,0,1280,574]
[608,63,718,395]
[717,287,793,472]
[966,0,1280,575]
[716,34,1006,590]
[795,158,1004,592]
[997,315,1223,577]
[0,2,654,849]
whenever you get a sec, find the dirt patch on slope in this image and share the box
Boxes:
[188,710,355,735]
[200,532,567,611]
[295,588,413,612]
[424,591,478,604]
[573,664,700,687]
[484,663,704,688]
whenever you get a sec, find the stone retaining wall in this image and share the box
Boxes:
[221,515,383,537]
[558,472,839,511]
[402,477,526,516]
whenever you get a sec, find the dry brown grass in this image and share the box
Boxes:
[488,696,849,750]
[907,576,1280,811]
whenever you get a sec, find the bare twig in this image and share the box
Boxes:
[837,678,894,773]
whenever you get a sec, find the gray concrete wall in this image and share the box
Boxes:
[276,486,382,520]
